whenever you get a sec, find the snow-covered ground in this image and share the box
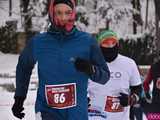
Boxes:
[0,52,37,120]
[0,90,36,120]
[0,53,148,120]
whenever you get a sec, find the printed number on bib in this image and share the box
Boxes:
[45,83,76,109]
[105,96,124,112]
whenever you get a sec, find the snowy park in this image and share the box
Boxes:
[0,0,160,120]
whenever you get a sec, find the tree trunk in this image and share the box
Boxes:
[132,0,137,34]
[20,0,32,42]
[145,0,149,29]
[131,0,142,34]
[154,0,160,51]
[9,0,12,16]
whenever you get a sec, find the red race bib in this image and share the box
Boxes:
[105,96,124,112]
[45,83,76,109]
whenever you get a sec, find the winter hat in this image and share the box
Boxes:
[48,0,76,32]
[54,0,74,9]
[97,30,118,48]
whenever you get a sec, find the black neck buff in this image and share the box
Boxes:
[101,44,119,62]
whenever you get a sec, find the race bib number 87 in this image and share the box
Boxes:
[45,83,76,109]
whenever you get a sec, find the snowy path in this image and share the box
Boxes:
[0,90,36,120]
[0,90,148,120]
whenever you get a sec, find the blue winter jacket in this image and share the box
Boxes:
[15,27,110,120]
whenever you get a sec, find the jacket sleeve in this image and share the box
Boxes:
[89,38,110,84]
[143,67,153,92]
[15,39,36,98]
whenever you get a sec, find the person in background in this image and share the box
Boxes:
[88,29,142,120]
[130,66,145,120]
[11,0,110,120]
[143,58,160,113]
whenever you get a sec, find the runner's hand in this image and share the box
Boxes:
[74,58,94,76]
[118,93,129,107]
[12,96,25,119]
[118,93,139,106]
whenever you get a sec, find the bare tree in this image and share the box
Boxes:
[20,0,32,41]
[145,0,149,29]
[131,0,142,34]
[9,0,12,16]
[154,0,160,52]
[20,0,49,41]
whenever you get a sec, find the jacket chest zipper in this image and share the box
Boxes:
[58,34,64,72]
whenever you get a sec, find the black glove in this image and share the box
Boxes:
[74,58,94,76]
[118,93,129,107]
[12,96,25,119]
[118,93,138,107]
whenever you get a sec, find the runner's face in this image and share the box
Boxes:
[54,4,73,26]
[101,38,118,48]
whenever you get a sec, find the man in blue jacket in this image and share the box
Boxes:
[11,0,110,120]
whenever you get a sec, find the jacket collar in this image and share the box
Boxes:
[47,25,77,36]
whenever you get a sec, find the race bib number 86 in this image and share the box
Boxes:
[45,83,76,109]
